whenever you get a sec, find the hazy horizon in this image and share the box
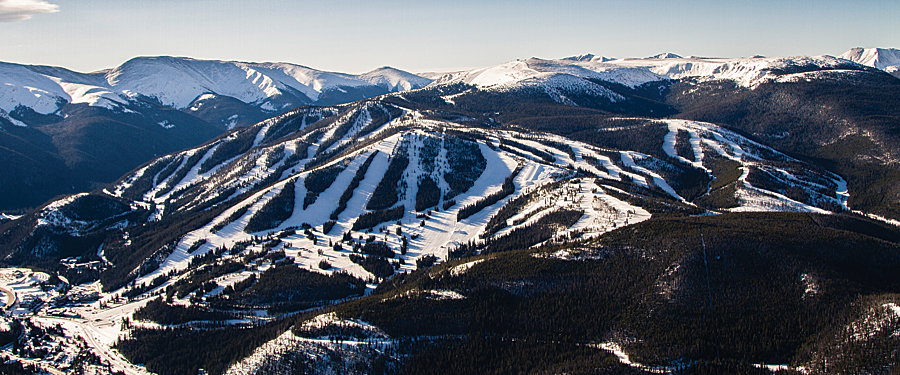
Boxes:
[2,0,898,74]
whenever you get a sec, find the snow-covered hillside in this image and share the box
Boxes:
[4,48,890,120]
[0,58,432,211]
[431,58,666,89]
[358,66,432,91]
[0,57,432,115]
[839,47,900,78]
[429,53,872,90]
[10,99,848,299]
[561,54,613,62]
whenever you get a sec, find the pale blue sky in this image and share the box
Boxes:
[2,0,898,73]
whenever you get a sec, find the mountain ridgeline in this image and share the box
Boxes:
[0,57,432,211]
[1,49,899,374]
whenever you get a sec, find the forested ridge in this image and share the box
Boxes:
[330,212,900,374]
[113,212,900,374]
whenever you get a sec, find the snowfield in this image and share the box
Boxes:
[428,53,869,92]
[0,57,431,115]
[839,47,900,78]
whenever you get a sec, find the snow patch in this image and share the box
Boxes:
[0,109,27,127]
[449,259,483,276]
[425,289,465,300]
[839,47,900,77]
[596,342,670,374]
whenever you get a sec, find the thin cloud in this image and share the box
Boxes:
[0,0,59,22]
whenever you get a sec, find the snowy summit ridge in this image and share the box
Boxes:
[0,56,432,115]
[839,47,900,78]
[428,53,870,91]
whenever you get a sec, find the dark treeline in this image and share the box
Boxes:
[418,135,441,175]
[442,199,456,210]
[361,241,395,258]
[482,180,567,237]
[457,165,523,221]
[483,208,582,256]
[694,154,742,209]
[0,355,44,375]
[416,254,437,270]
[322,220,337,234]
[225,263,365,311]
[540,138,577,160]
[312,103,401,165]
[199,126,261,174]
[746,166,833,209]
[258,111,329,146]
[118,154,180,200]
[244,178,297,233]
[116,313,305,375]
[149,155,184,193]
[353,205,405,231]
[0,320,20,347]
[211,203,253,234]
[453,208,582,259]
[303,158,349,209]
[571,120,668,160]
[415,176,440,212]
[314,106,367,157]
[155,145,212,197]
[167,260,244,300]
[367,148,409,210]
[500,138,555,163]
[443,136,487,200]
[645,156,712,202]
[303,107,404,173]
[401,336,644,375]
[223,274,257,296]
[356,104,404,139]
[675,129,694,161]
[134,297,231,325]
[331,150,379,220]
[121,274,169,300]
[350,254,394,278]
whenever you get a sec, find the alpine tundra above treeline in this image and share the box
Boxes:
[0,47,899,374]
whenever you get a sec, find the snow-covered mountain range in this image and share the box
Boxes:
[6,47,882,122]
[3,48,894,123]
[0,57,431,211]
[839,47,900,78]
[432,49,883,91]
[0,57,431,117]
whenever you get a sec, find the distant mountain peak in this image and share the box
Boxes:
[646,52,682,59]
[560,54,613,62]
[434,53,873,92]
[364,66,404,73]
[0,57,432,115]
[839,47,900,78]
[359,66,433,91]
